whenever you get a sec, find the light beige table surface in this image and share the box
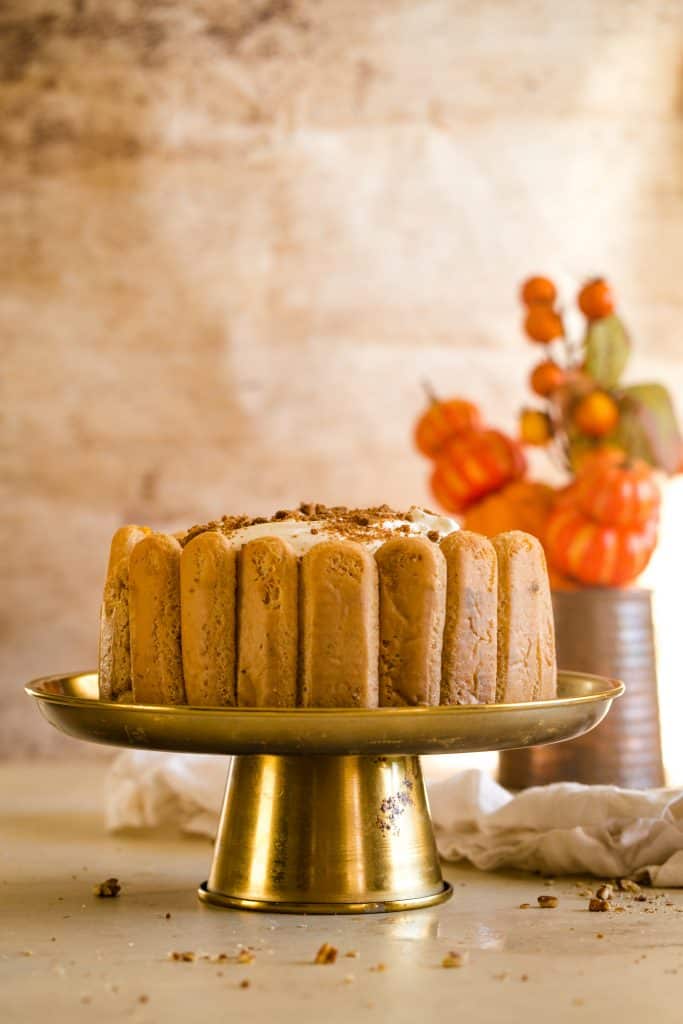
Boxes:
[2,760,682,1024]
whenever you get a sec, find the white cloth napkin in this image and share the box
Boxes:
[105,752,683,886]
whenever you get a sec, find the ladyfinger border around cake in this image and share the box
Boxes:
[97,504,557,710]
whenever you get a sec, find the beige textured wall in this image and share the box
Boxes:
[2,1,683,754]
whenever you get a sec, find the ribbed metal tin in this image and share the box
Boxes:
[499,588,665,789]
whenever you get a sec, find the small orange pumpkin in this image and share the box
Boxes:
[430,429,526,514]
[414,397,481,458]
[545,503,657,587]
[463,480,556,539]
[464,481,576,590]
[573,451,660,528]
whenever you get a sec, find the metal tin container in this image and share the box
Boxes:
[499,588,664,789]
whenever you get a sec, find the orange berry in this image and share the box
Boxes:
[529,360,565,397]
[577,278,615,320]
[520,276,557,307]
[573,391,619,437]
[523,306,563,344]
[519,408,553,446]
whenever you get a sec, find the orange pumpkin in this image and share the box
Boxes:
[463,480,556,538]
[545,503,658,587]
[430,429,526,514]
[464,481,576,590]
[573,451,660,528]
[414,397,481,458]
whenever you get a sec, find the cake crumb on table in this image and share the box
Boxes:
[538,895,558,908]
[442,951,468,968]
[617,878,641,895]
[93,878,121,898]
[314,943,338,965]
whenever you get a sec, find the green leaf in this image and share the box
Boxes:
[615,383,682,473]
[584,315,631,387]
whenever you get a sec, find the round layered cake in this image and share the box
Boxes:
[98,504,556,709]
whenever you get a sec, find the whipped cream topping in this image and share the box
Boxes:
[182,505,458,556]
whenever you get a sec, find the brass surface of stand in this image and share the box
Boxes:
[26,672,623,914]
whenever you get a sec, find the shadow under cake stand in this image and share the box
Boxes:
[26,671,623,915]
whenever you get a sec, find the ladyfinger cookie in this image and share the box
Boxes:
[439,531,497,704]
[99,525,150,700]
[99,556,133,701]
[129,533,186,704]
[493,531,557,703]
[106,525,151,575]
[300,540,379,707]
[376,536,446,707]
[237,536,298,707]
[180,531,237,706]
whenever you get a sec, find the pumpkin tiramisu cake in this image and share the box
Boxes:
[98,504,556,707]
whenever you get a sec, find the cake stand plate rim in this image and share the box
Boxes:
[25,671,624,756]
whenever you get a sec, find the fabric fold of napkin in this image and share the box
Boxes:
[106,751,683,886]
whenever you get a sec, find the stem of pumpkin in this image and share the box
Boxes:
[421,379,440,406]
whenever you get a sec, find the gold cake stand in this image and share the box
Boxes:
[26,671,623,915]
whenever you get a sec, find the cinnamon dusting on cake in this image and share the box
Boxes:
[181,504,421,549]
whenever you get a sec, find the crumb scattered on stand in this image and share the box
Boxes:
[164,912,171,919]
[237,949,255,964]
[344,950,358,958]
[589,898,611,912]
[369,963,387,972]
[239,979,250,989]
[93,878,121,898]
[138,995,149,1004]
[596,884,613,901]
[519,903,531,909]
[538,895,558,909]
[314,943,338,965]
[169,951,196,962]
[442,951,467,968]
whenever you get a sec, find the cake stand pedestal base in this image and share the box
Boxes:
[198,753,451,914]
